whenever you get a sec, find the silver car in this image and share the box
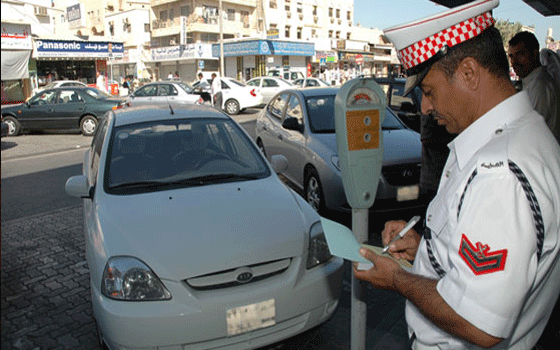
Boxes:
[124,81,203,107]
[246,77,293,105]
[255,87,424,214]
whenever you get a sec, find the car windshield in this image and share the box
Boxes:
[177,82,194,93]
[84,87,111,99]
[105,118,270,194]
[306,95,405,133]
[43,82,59,89]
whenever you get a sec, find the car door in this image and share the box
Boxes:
[261,79,281,104]
[20,89,58,130]
[260,92,290,159]
[128,84,158,107]
[280,94,306,185]
[52,89,85,130]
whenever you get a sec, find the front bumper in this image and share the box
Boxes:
[94,256,343,350]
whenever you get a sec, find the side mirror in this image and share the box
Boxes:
[65,175,93,199]
[270,155,288,173]
[282,117,302,132]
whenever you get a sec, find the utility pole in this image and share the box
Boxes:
[219,0,224,76]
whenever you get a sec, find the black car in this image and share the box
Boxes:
[1,87,125,136]
[375,77,423,133]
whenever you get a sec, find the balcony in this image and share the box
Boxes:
[152,0,257,6]
[151,15,253,38]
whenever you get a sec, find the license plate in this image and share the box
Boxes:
[226,299,276,336]
[397,185,419,201]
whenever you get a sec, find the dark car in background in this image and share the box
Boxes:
[255,87,424,215]
[1,87,124,136]
[375,77,423,133]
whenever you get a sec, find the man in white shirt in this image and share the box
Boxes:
[354,1,560,349]
[96,71,106,93]
[211,73,222,109]
[509,31,560,143]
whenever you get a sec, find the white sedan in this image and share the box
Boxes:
[246,77,293,104]
[65,105,343,350]
[293,77,331,88]
[216,77,263,115]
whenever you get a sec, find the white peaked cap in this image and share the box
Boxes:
[384,0,500,95]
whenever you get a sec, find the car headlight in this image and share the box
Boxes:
[101,256,171,301]
[307,221,333,269]
[331,155,341,171]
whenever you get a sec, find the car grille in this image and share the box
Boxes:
[382,163,421,186]
[185,258,291,291]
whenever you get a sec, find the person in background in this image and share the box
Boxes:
[354,1,560,349]
[96,71,106,93]
[508,31,560,143]
[211,73,222,109]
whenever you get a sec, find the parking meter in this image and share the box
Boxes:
[334,77,386,350]
[334,77,385,209]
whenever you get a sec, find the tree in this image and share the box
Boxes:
[495,20,528,48]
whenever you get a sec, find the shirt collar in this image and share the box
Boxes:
[449,91,533,170]
[522,66,544,87]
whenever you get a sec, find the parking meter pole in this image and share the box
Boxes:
[351,208,368,350]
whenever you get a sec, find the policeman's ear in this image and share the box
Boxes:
[456,57,480,92]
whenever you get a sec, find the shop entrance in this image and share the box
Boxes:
[36,60,96,87]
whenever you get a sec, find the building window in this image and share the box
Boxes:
[227,9,235,21]
[169,9,174,21]
[181,6,191,17]
[336,31,340,39]
[336,9,340,18]
[313,6,317,16]
[160,10,168,21]
[329,7,333,17]
[328,30,333,38]
[285,25,290,38]
[145,23,150,32]
[347,11,351,20]
[347,32,351,40]
[297,27,302,39]
[270,0,277,9]
[241,10,249,28]
[297,2,302,13]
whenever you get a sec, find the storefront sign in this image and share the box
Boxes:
[150,43,213,61]
[35,39,124,58]
[267,29,279,39]
[212,40,314,57]
[67,4,86,30]
[1,23,32,50]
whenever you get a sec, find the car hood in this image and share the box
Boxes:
[313,128,421,165]
[96,177,310,281]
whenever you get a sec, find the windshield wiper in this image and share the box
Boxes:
[109,180,167,190]
[182,173,261,184]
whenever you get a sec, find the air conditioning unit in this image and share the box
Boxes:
[34,6,48,17]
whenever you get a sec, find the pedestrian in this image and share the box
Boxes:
[354,1,560,350]
[96,71,106,93]
[211,73,221,109]
[197,72,204,82]
[508,31,560,143]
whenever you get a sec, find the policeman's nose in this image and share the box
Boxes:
[421,96,434,115]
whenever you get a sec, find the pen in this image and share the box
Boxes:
[382,215,421,254]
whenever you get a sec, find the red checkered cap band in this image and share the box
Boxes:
[398,12,495,71]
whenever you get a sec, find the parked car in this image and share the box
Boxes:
[246,77,293,105]
[1,87,124,136]
[255,87,424,214]
[216,77,262,115]
[267,69,305,82]
[293,77,330,88]
[124,81,205,108]
[35,80,88,94]
[64,104,343,350]
[190,79,212,103]
[374,77,423,133]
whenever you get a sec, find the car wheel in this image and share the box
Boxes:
[80,115,98,136]
[305,168,325,213]
[256,139,267,157]
[225,99,240,115]
[3,116,21,136]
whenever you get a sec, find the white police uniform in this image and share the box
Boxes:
[407,91,560,349]
[382,1,560,348]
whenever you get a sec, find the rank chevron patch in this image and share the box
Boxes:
[459,234,508,275]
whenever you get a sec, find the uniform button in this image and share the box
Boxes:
[495,128,503,135]
[427,214,432,222]
[445,171,451,178]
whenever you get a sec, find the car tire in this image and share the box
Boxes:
[80,115,98,136]
[256,139,267,157]
[3,116,21,136]
[305,168,325,214]
[225,99,240,115]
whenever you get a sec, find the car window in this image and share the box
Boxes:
[268,92,290,120]
[178,82,194,93]
[105,118,270,194]
[246,80,260,87]
[29,90,57,105]
[293,79,303,87]
[90,117,109,184]
[306,79,319,87]
[390,84,414,110]
[84,87,111,99]
[158,85,172,96]
[263,79,279,88]
[135,85,157,97]
[285,95,303,124]
[58,90,83,104]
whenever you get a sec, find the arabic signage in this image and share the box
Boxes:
[34,39,124,59]
[67,4,86,30]
[212,40,314,57]
[150,43,213,61]
[267,29,279,39]
[1,23,32,50]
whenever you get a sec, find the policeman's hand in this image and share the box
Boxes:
[382,220,422,261]
[353,248,401,290]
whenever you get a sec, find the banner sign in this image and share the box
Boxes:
[1,23,32,50]
[150,43,213,61]
[35,39,124,58]
[212,40,314,57]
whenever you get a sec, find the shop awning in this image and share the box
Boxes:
[1,50,31,80]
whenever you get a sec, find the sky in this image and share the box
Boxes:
[353,0,560,48]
